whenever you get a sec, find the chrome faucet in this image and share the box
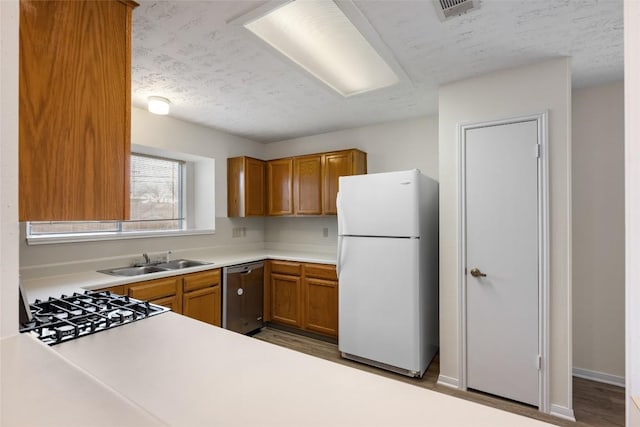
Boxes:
[142,253,150,265]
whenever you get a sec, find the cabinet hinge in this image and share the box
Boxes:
[535,144,541,158]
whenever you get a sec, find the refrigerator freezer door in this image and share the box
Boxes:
[338,170,420,238]
[338,236,422,373]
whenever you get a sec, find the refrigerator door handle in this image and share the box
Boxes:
[336,191,343,277]
[337,235,342,277]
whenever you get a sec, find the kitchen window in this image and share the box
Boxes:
[26,152,205,243]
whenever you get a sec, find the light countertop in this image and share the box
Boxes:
[48,312,552,427]
[0,334,165,427]
[11,247,553,426]
[22,247,336,303]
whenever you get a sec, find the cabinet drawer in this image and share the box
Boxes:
[304,263,337,281]
[127,277,180,301]
[151,295,181,313]
[95,285,125,296]
[270,260,301,276]
[183,269,220,292]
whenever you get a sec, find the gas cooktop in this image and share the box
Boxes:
[20,290,169,346]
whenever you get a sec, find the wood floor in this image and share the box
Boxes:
[253,327,625,427]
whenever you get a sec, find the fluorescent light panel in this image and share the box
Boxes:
[244,1,399,97]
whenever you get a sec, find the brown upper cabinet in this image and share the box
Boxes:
[265,149,366,217]
[293,154,323,215]
[19,0,137,221]
[227,156,266,217]
[322,150,367,215]
[267,158,294,216]
[228,149,366,217]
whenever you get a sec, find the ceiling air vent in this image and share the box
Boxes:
[433,0,479,22]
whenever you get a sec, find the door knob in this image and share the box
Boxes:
[470,268,487,278]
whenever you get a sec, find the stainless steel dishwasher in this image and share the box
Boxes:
[222,261,264,334]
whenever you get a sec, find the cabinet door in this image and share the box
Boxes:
[304,277,338,337]
[270,274,302,327]
[183,286,221,326]
[267,159,293,215]
[246,157,266,216]
[19,0,134,221]
[227,157,265,217]
[322,150,367,215]
[293,154,323,215]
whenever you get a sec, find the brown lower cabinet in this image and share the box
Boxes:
[126,276,182,313]
[264,260,338,337]
[96,269,221,326]
[182,270,221,326]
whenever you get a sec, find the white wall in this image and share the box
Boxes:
[263,116,439,249]
[625,1,640,425]
[131,107,265,218]
[265,116,438,179]
[0,0,19,338]
[438,58,573,415]
[264,217,338,252]
[572,82,625,383]
[19,108,267,272]
[19,113,440,270]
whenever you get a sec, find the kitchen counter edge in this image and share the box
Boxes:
[21,249,336,303]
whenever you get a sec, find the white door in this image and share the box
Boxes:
[338,170,420,238]
[338,236,421,373]
[464,119,540,406]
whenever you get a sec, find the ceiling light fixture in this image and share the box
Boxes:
[241,1,400,97]
[147,96,171,115]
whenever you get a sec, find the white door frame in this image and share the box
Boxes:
[457,112,550,413]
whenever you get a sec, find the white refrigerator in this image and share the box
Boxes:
[337,169,438,377]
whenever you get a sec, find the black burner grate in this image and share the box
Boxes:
[20,290,169,345]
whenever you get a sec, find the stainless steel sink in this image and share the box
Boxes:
[98,259,212,277]
[98,265,168,277]
[155,259,212,270]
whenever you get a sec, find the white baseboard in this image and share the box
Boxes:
[436,374,459,389]
[550,404,576,422]
[573,367,625,387]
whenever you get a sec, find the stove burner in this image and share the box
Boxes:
[20,291,169,346]
[55,324,77,341]
[108,309,134,323]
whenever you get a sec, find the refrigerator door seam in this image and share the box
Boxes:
[340,235,420,239]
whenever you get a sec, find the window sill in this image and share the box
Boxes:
[26,229,215,246]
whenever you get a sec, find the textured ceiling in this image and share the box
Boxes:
[131,0,623,143]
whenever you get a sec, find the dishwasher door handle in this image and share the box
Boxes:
[240,269,252,275]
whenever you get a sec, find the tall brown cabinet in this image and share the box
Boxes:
[19,0,137,221]
[227,156,266,217]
